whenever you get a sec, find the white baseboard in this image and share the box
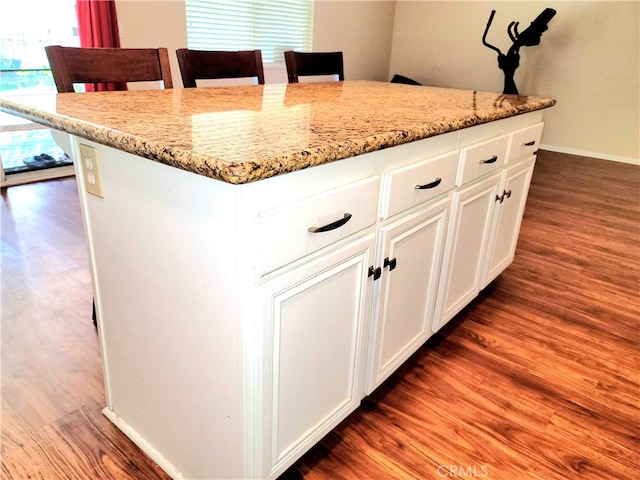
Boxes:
[102,407,186,480]
[539,144,640,166]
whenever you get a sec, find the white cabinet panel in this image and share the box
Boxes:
[433,172,502,331]
[256,176,379,275]
[481,156,536,288]
[456,134,508,186]
[381,151,458,219]
[507,123,544,163]
[259,234,376,478]
[366,196,450,393]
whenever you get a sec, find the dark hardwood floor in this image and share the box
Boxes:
[2,150,639,479]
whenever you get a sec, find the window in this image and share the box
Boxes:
[185,0,314,63]
[0,0,79,94]
[0,0,79,181]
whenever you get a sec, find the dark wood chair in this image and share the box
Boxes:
[176,49,265,88]
[284,51,344,83]
[45,45,173,92]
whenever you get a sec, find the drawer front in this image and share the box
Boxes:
[382,151,458,219]
[457,134,509,186]
[507,122,544,163]
[256,176,380,275]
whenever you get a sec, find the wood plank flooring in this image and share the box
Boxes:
[2,150,639,479]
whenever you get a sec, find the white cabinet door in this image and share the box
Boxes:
[480,156,536,288]
[365,196,450,394]
[259,234,376,479]
[433,171,502,332]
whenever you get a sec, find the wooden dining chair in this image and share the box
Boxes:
[176,49,265,88]
[284,51,344,83]
[45,45,173,92]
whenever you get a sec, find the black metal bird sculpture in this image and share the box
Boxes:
[482,8,556,95]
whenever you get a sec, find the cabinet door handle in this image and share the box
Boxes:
[522,140,536,146]
[495,190,511,203]
[415,177,442,190]
[368,266,382,280]
[308,213,352,233]
[479,155,498,164]
[384,257,397,271]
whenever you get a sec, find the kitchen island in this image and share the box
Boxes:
[1,81,554,479]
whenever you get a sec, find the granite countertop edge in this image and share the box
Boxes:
[0,94,556,185]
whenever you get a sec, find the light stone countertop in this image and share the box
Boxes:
[0,81,555,184]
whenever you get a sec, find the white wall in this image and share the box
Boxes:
[115,1,187,88]
[389,1,639,164]
[313,1,395,81]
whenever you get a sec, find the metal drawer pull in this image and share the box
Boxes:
[479,155,498,164]
[522,140,536,146]
[415,177,442,190]
[308,213,352,233]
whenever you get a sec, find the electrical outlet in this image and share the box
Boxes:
[79,144,104,198]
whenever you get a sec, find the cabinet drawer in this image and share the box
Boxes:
[256,176,380,275]
[507,122,544,162]
[456,134,509,186]
[381,151,458,219]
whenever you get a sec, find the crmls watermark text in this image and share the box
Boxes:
[437,464,489,477]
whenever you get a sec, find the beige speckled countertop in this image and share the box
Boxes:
[0,81,555,184]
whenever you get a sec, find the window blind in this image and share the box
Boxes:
[185,0,314,63]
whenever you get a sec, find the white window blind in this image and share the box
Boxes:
[185,0,314,63]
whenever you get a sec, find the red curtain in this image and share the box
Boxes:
[76,0,125,91]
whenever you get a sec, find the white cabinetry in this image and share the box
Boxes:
[67,110,547,480]
[433,122,543,332]
[255,146,458,475]
[259,234,376,478]
[252,115,545,477]
[256,177,380,275]
[456,134,508,186]
[381,151,458,219]
[481,156,536,288]
[507,123,544,163]
[365,196,450,393]
[433,171,502,331]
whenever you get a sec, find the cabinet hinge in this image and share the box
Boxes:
[368,266,382,281]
